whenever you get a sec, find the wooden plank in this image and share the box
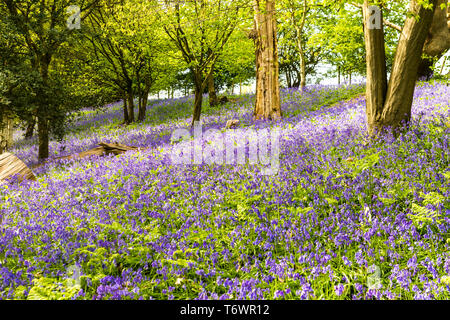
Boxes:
[0,152,36,183]
[98,142,138,152]
[31,142,147,170]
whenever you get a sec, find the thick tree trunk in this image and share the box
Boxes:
[253,0,282,120]
[363,1,388,136]
[127,89,135,123]
[364,0,438,136]
[123,96,129,124]
[193,93,202,124]
[37,115,49,161]
[138,86,149,122]
[380,0,438,132]
[417,56,435,80]
[417,0,450,79]
[24,117,36,139]
[208,69,219,107]
[191,71,205,127]
[0,114,13,154]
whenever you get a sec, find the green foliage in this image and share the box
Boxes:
[277,0,325,87]
[344,150,381,178]
[407,203,441,230]
[27,278,81,300]
[214,30,255,91]
[407,192,445,231]
[421,191,445,207]
[0,0,108,144]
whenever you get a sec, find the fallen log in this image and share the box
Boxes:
[31,142,143,169]
[225,119,240,129]
[98,142,139,155]
[0,152,37,183]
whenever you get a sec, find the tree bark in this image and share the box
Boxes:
[208,68,219,106]
[37,115,49,161]
[417,56,435,80]
[253,0,282,120]
[364,0,438,136]
[24,117,36,139]
[417,0,450,79]
[338,65,341,85]
[294,0,308,90]
[191,69,206,127]
[286,69,292,88]
[138,86,149,122]
[0,113,13,154]
[193,91,203,125]
[123,96,129,124]
[294,25,307,90]
[380,0,438,133]
[126,84,135,123]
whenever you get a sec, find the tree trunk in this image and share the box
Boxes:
[417,56,435,80]
[138,85,150,122]
[294,0,308,91]
[286,69,292,88]
[299,43,307,90]
[338,66,341,85]
[190,68,206,127]
[417,0,450,79]
[192,76,203,127]
[363,1,388,136]
[0,114,13,154]
[37,115,49,161]
[364,0,438,136]
[123,96,129,124]
[253,0,282,120]
[208,70,219,106]
[294,70,301,88]
[380,0,438,133]
[127,87,135,123]
[24,117,36,139]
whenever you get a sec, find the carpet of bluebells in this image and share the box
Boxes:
[0,81,449,300]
